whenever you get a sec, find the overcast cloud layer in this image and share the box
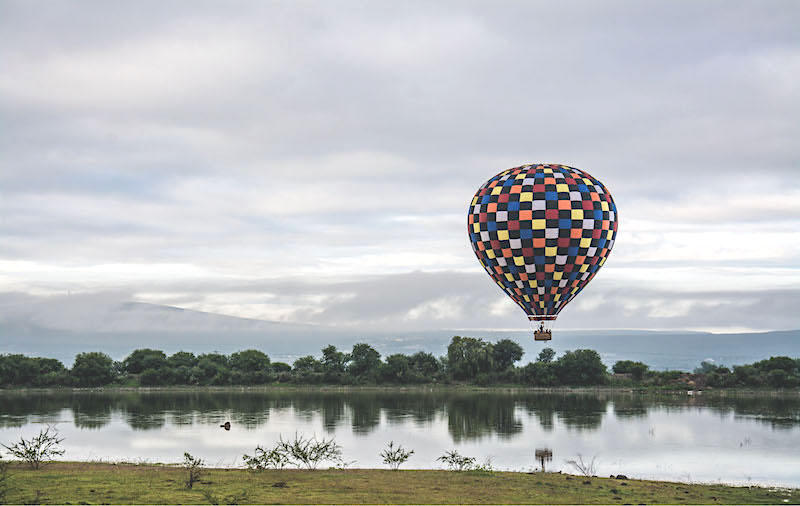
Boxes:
[1,0,799,337]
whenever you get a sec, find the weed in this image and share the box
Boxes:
[23,489,45,505]
[201,489,249,505]
[0,456,10,505]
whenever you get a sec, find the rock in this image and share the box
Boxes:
[616,474,628,479]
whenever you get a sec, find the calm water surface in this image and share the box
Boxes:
[1,390,798,487]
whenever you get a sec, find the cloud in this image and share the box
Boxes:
[0,1,798,336]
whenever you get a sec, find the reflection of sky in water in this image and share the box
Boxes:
[0,392,798,487]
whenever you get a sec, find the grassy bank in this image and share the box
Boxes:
[1,463,797,504]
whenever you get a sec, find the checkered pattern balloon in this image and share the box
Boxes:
[468,164,618,321]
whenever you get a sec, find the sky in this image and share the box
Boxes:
[1,0,799,339]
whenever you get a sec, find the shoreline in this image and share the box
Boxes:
[2,384,799,396]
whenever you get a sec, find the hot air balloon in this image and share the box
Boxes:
[468,164,618,341]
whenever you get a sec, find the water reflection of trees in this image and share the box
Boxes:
[447,393,522,442]
[0,390,797,437]
[520,393,608,431]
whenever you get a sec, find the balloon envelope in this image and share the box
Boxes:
[468,164,618,321]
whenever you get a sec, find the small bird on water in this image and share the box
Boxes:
[220,421,231,431]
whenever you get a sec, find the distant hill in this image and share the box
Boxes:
[1,299,798,370]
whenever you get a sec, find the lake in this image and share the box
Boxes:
[1,389,798,487]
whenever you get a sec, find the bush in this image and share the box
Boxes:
[2,426,65,470]
[649,370,683,386]
[182,452,204,489]
[565,453,598,477]
[706,370,736,388]
[437,450,476,471]
[276,433,343,470]
[380,441,414,470]
[242,445,290,470]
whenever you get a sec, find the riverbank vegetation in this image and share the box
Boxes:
[0,461,795,504]
[1,337,798,390]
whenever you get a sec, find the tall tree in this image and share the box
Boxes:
[122,349,167,374]
[537,348,556,364]
[492,339,524,371]
[321,345,348,374]
[555,349,607,385]
[447,336,494,380]
[348,343,381,379]
[72,352,116,387]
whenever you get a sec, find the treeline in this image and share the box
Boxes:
[1,336,798,389]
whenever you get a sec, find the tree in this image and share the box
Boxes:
[554,349,607,385]
[320,345,348,383]
[732,364,762,387]
[272,362,292,372]
[139,367,165,386]
[754,356,797,374]
[694,360,720,375]
[537,348,556,363]
[520,361,557,386]
[71,352,116,387]
[230,349,271,372]
[172,365,192,385]
[122,349,167,374]
[230,349,271,384]
[766,369,797,388]
[197,352,229,367]
[321,345,348,374]
[408,351,440,377]
[613,360,649,380]
[380,354,411,383]
[193,354,230,385]
[167,351,197,369]
[34,357,66,375]
[446,336,494,380]
[293,356,321,373]
[0,354,41,386]
[348,343,381,380]
[33,358,69,386]
[492,339,524,371]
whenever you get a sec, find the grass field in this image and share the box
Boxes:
[1,462,797,504]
